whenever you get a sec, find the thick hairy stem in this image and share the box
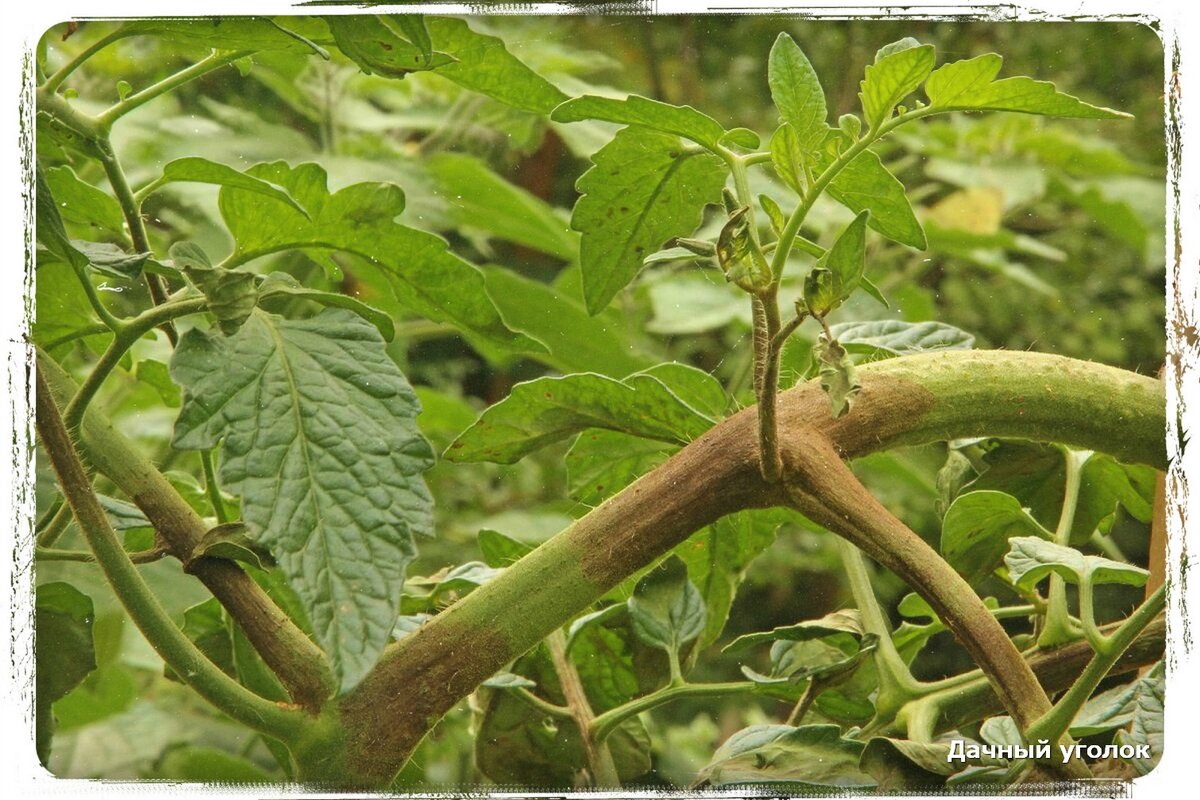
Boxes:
[36,365,308,741]
[779,439,1060,739]
[334,351,1162,783]
[39,355,334,709]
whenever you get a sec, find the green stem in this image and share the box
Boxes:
[35,502,73,548]
[834,537,922,700]
[786,680,817,726]
[591,681,757,744]
[510,687,573,720]
[37,546,165,564]
[70,263,124,330]
[35,364,309,742]
[42,25,132,93]
[1040,448,1088,647]
[769,108,932,283]
[41,324,113,353]
[756,286,783,482]
[546,630,619,786]
[132,174,170,206]
[1026,586,1166,746]
[1077,578,1111,654]
[200,449,229,525]
[96,51,253,130]
[63,297,208,433]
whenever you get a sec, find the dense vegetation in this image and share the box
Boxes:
[33,14,1166,789]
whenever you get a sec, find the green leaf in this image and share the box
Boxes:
[70,241,150,280]
[422,16,568,114]
[567,430,673,506]
[44,165,125,236]
[552,94,728,150]
[720,127,761,149]
[445,370,717,465]
[152,745,273,782]
[481,267,653,378]
[170,242,257,336]
[394,15,432,62]
[36,164,88,272]
[805,210,869,314]
[1004,537,1150,591]
[698,724,873,788]
[861,737,1002,790]
[769,123,806,194]
[218,161,538,356]
[768,33,827,150]
[126,17,328,55]
[158,157,309,217]
[482,671,537,690]
[95,494,153,532]
[859,43,935,129]
[426,153,576,259]
[570,127,729,314]
[676,510,787,646]
[169,309,435,690]
[627,556,706,654]
[717,207,772,292]
[966,443,1155,545]
[36,582,96,764]
[1070,671,1145,736]
[829,319,974,358]
[477,529,533,568]
[941,491,1053,584]
[327,16,455,77]
[257,272,395,341]
[821,144,926,248]
[191,522,276,570]
[1114,663,1164,775]
[725,608,864,654]
[815,335,860,419]
[565,604,628,653]
[925,53,1130,119]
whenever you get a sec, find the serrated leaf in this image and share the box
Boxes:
[158,157,309,217]
[169,309,435,690]
[821,144,926,248]
[815,335,860,418]
[627,556,705,654]
[768,33,827,150]
[36,164,88,272]
[1004,537,1149,591]
[860,43,935,129]
[552,94,728,150]
[698,724,873,788]
[445,370,716,465]
[925,53,1130,119]
[941,490,1053,584]
[570,127,729,314]
[218,160,538,356]
[830,319,973,358]
[422,16,568,114]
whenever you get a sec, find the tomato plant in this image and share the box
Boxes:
[32,13,1166,790]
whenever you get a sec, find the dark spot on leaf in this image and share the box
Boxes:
[379,41,392,51]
